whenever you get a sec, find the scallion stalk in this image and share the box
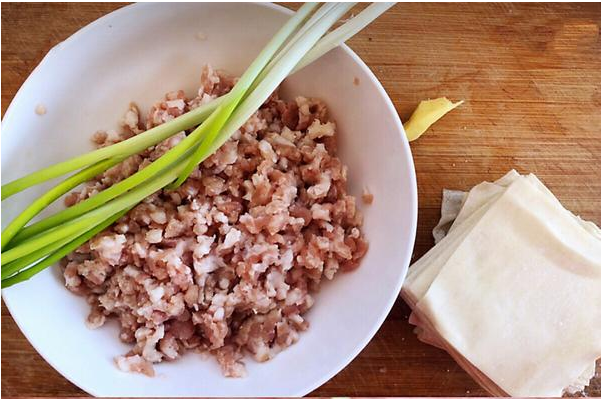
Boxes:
[174,3,356,183]
[1,157,122,248]
[169,2,321,187]
[1,3,391,201]
[2,234,77,279]
[1,207,132,288]
[11,132,202,245]
[2,160,185,266]
[293,2,396,73]
[1,97,224,200]
[1,2,394,287]
[5,3,320,246]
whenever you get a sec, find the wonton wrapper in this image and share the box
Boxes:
[404,170,521,301]
[402,171,601,396]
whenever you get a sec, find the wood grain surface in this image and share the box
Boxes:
[1,2,600,397]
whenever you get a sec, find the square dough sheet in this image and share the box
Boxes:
[402,171,601,396]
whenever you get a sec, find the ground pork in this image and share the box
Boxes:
[62,65,368,377]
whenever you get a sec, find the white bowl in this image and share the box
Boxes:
[1,3,417,396]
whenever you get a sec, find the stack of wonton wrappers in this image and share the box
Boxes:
[401,170,601,397]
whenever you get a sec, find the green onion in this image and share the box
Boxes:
[6,2,319,245]
[169,2,321,187]
[202,3,357,162]
[1,157,121,248]
[11,130,202,245]
[1,97,224,200]
[2,233,78,279]
[1,3,390,201]
[177,2,359,177]
[2,206,132,288]
[1,2,393,287]
[293,2,395,73]
[3,160,186,266]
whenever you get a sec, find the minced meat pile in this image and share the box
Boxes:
[62,65,368,377]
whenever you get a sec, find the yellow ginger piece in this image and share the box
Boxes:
[404,97,463,141]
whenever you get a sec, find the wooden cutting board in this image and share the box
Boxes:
[1,2,600,397]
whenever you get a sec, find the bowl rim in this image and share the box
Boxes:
[1,2,418,396]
